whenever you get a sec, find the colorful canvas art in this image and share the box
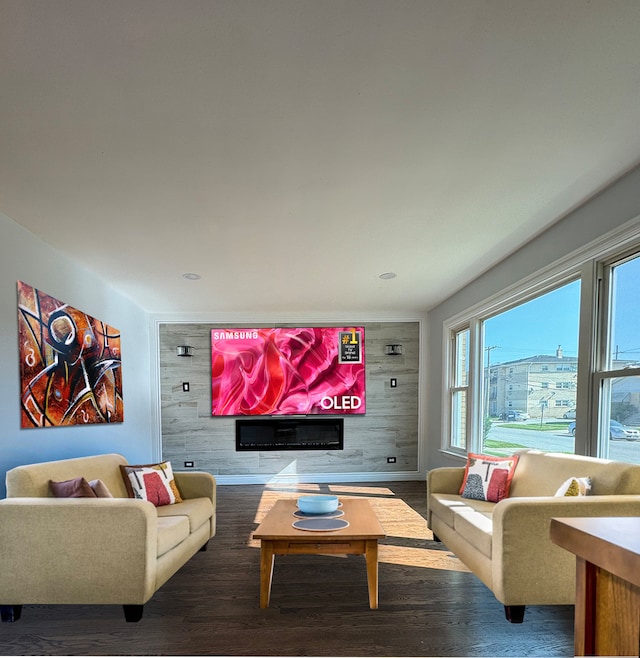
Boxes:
[17,281,124,428]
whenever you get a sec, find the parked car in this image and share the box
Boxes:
[506,410,530,421]
[609,420,640,440]
[563,409,576,419]
[568,420,640,440]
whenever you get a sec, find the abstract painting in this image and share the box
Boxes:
[17,281,124,428]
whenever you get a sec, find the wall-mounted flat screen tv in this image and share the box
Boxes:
[211,327,365,416]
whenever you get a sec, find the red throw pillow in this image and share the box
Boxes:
[119,461,183,506]
[459,453,519,503]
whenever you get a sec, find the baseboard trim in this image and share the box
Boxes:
[213,470,424,485]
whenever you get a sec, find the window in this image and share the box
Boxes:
[481,281,580,454]
[442,225,640,464]
[443,279,581,456]
[448,327,470,451]
[593,253,640,463]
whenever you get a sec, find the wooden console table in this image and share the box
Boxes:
[550,516,640,656]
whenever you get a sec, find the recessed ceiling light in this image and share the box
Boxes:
[182,272,201,280]
[379,272,397,280]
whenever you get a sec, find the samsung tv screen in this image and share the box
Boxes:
[211,327,365,416]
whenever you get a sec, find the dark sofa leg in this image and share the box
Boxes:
[432,533,441,542]
[1,605,22,622]
[123,604,144,622]
[504,605,525,623]
[199,541,208,551]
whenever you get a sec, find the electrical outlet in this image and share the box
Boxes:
[390,378,397,388]
[387,456,396,464]
[184,461,194,468]
[182,382,190,392]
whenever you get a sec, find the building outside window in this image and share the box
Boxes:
[491,348,578,422]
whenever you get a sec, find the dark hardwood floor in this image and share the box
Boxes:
[0,481,574,656]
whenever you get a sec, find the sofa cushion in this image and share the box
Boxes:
[509,450,640,496]
[120,461,183,506]
[157,496,214,532]
[452,507,493,559]
[49,477,97,498]
[157,515,190,557]
[460,454,519,502]
[429,493,495,528]
[6,453,130,498]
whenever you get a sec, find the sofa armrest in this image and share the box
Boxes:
[0,497,158,605]
[491,494,640,605]
[426,467,465,527]
[174,471,216,504]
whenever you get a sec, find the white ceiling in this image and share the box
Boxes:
[2,1,640,315]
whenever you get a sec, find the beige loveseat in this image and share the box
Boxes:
[427,449,640,622]
[0,453,216,622]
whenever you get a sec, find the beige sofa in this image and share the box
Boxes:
[0,453,216,622]
[427,449,640,622]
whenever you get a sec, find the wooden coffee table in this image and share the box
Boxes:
[253,497,386,609]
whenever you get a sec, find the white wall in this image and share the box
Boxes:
[0,212,155,497]
[425,164,640,471]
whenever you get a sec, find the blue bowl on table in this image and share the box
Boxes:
[297,494,339,515]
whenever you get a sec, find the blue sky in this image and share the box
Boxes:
[484,281,581,365]
[611,256,640,361]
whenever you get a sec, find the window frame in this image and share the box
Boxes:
[590,249,640,457]
[441,218,640,460]
[444,324,471,456]
[442,269,581,455]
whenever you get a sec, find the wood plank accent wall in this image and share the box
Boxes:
[159,322,419,478]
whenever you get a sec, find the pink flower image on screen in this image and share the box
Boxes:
[211,327,365,415]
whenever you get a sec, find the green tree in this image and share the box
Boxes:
[611,401,637,424]
[483,416,492,442]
